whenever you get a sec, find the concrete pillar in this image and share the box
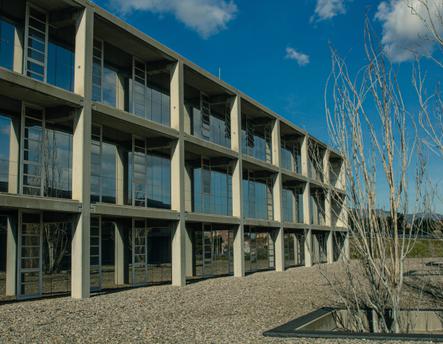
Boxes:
[325,189,332,227]
[303,182,311,225]
[343,232,350,260]
[6,214,17,296]
[71,7,94,299]
[271,119,284,272]
[304,228,313,267]
[323,149,330,185]
[327,230,334,263]
[293,233,299,266]
[116,147,126,205]
[170,61,186,287]
[114,222,129,285]
[185,227,193,277]
[8,116,20,194]
[231,95,244,277]
[13,26,23,74]
[301,135,309,177]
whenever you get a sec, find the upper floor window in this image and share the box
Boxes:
[241,117,272,163]
[0,18,15,70]
[281,140,302,174]
[24,3,75,91]
[187,93,231,148]
[242,171,273,220]
[130,58,170,126]
[192,158,232,216]
[21,105,73,198]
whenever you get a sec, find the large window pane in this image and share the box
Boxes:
[47,41,74,91]
[0,115,11,192]
[0,18,15,70]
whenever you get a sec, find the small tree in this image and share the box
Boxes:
[322,19,429,333]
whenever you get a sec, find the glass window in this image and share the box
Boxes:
[47,41,74,91]
[45,125,72,198]
[242,177,272,220]
[90,126,116,204]
[189,97,231,148]
[147,153,171,209]
[92,40,103,102]
[0,18,15,70]
[282,188,294,222]
[241,120,272,163]
[103,66,117,107]
[0,115,11,192]
[193,166,232,215]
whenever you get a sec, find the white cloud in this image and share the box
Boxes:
[285,47,310,66]
[375,0,443,62]
[312,0,346,22]
[110,0,237,38]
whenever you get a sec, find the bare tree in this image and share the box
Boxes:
[321,18,429,333]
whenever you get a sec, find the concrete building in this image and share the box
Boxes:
[0,0,349,300]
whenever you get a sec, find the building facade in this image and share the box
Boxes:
[0,0,348,300]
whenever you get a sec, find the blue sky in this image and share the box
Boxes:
[93,0,443,212]
[92,0,441,140]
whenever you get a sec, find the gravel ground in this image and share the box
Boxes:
[0,262,436,344]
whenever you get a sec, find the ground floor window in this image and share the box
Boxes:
[244,227,275,273]
[189,224,234,279]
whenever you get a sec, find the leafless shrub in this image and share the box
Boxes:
[320,18,430,333]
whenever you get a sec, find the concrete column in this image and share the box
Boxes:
[327,230,334,263]
[323,149,330,185]
[170,61,186,287]
[6,214,17,296]
[271,119,284,272]
[71,7,94,299]
[301,135,309,177]
[303,182,311,225]
[293,233,299,266]
[343,232,350,260]
[231,95,244,277]
[304,228,313,267]
[116,147,126,205]
[114,222,129,285]
[325,189,332,227]
[8,116,20,194]
[13,26,23,74]
[185,227,193,277]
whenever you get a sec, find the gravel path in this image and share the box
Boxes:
[0,262,434,343]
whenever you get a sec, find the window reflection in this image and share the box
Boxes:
[193,163,232,216]
[0,18,15,70]
[242,173,273,220]
[0,115,11,192]
[241,117,272,163]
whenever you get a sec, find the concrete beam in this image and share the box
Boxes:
[92,102,179,139]
[0,69,83,108]
[185,212,240,225]
[92,203,179,220]
[0,193,81,213]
